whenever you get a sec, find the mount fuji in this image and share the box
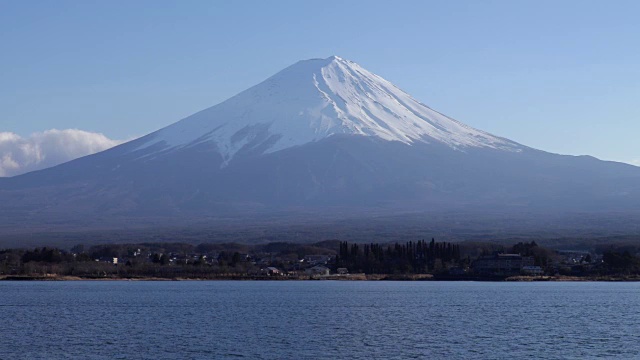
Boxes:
[133,56,522,161]
[2,56,640,235]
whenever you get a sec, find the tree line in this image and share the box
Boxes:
[336,239,461,274]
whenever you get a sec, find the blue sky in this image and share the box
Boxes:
[2,0,639,165]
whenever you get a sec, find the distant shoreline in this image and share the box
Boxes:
[3,274,640,282]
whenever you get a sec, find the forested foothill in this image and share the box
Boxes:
[2,238,640,280]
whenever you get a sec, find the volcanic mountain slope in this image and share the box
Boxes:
[130,56,523,161]
[1,56,640,229]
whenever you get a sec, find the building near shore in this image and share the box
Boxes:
[473,254,535,276]
[522,266,544,276]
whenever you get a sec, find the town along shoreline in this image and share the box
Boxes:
[3,274,640,282]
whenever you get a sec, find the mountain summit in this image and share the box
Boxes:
[1,56,640,235]
[133,56,521,165]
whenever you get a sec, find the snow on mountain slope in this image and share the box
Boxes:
[4,56,640,233]
[132,56,522,164]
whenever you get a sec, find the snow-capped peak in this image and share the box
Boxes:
[134,56,522,162]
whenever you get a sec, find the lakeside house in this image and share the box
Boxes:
[473,253,535,276]
[522,266,544,276]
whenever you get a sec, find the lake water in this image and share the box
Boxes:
[1,281,639,359]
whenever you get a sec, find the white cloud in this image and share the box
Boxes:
[630,159,640,167]
[0,129,124,177]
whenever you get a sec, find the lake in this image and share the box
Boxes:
[1,281,639,359]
